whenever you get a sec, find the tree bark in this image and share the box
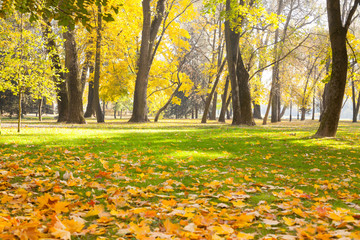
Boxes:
[315,0,358,137]
[225,0,241,125]
[64,30,85,124]
[236,50,254,125]
[84,79,95,117]
[300,107,306,121]
[93,5,104,123]
[42,20,68,122]
[202,59,226,123]
[129,0,165,122]
[219,77,230,122]
[38,98,43,122]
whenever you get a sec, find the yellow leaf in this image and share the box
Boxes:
[283,217,295,226]
[237,232,255,239]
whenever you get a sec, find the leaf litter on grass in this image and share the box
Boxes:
[0,125,360,240]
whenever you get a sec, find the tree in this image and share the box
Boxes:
[129,0,194,122]
[93,5,105,123]
[42,19,69,122]
[129,0,166,122]
[0,13,57,132]
[64,29,86,124]
[224,0,256,125]
[315,0,359,137]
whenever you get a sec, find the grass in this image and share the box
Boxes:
[0,119,359,239]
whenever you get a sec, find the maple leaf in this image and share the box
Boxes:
[129,221,150,238]
[49,215,71,240]
[163,219,180,234]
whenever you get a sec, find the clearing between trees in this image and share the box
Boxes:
[0,120,359,239]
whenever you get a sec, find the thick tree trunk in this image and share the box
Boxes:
[315,0,358,137]
[225,0,241,125]
[237,51,254,125]
[253,103,262,119]
[155,83,182,122]
[42,20,68,122]
[93,5,104,123]
[129,0,165,122]
[300,107,306,121]
[64,30,85,124]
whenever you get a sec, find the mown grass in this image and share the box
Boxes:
[0,119,359,239]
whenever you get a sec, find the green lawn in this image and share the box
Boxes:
[0,120,359,239]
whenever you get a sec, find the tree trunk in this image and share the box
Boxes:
[93,5,104,123]
[84,79,95,117]
[253,103,262,119]
[102,101,106,116]
[219,77,230,122]
[202,59,226,123]
[18,91,22,133]
[210,92,217,120]
[315,0,358,137]
[80,49,92,95]
[64,30,85,124]
[129,0,165,122]
[280,105,287,119]
[42,20,68,122]
[289,99,292,122]
[155,83,182,122]
[300,107,306,121]
[312,90,315,120]
[225,0,241,125]
[38,98,43,122]
[237,50,254,125]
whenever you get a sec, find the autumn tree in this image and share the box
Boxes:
[0,13,57,132]
[315,0,359,137]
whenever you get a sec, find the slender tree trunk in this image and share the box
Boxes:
[64,30,85,124]
[202,59,226,123]
[280,105,287,119]
[155,83,182,122]
[84,78,95,117]
[93,5,104,123]
[312,90,315,120]
[80,49,92,95]
[18,92,22,133]
[315,0,358,137]
[263,88,273,125]
[38,98,43,122]
[210,92,218,120]
[219,77,230,122]
[289,99,292,122]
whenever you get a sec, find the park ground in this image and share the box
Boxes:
[0,119,359,239]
